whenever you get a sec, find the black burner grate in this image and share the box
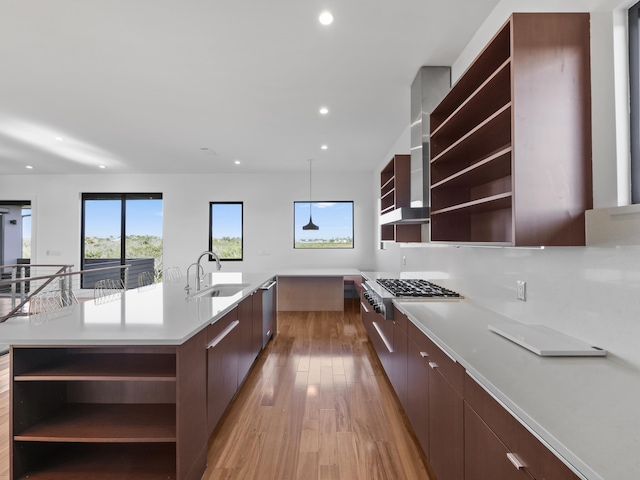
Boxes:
[376,279,461,298]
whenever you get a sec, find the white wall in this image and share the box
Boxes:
[0,171,375,275]
[373,0,640,371]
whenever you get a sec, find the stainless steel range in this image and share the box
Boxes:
[362,278,462,320]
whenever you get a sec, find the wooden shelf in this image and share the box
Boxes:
[431,192,512,216]
[432,147,512,190]
[10,338,209,480]
[14,443,177,480]
[431,22,511,131]
[15,403,176,442]
[431,60,511,157]
[379,154,421,242]
[430,104,512,168]
[14,353,176,381]
[429,13,591,245]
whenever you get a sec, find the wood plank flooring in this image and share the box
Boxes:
[203,302,433,480]
[0,302,433,480]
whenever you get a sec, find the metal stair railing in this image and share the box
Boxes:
[0,264,130,323]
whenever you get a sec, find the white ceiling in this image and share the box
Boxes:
[0,0,502,175]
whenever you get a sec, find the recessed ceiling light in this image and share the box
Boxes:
[319,11,333,25]
[99,165,106,169]
[319,107,329,115]
[26,165,33,169]
[321,145,328,150]
[55,136,63,141]
[234,160,241,165]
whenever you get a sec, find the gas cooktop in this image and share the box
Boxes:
[376,278,462,299]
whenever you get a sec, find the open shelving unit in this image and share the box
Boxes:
[380,154,422,243]
[10,338,207,480]
[429,13,592,246]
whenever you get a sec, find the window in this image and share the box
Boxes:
[81,193,163,288]
[294,201,354,249]
[630,1,640,203]
[209,202,243,260]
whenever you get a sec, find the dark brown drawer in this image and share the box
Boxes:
[464,373,579,480]
[206,306,239,344]
[392,306,408,332]
[407,320,464,395]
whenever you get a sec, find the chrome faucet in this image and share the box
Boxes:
[195,251,222,292]
[184,262,204,295]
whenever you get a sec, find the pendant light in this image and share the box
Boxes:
[303,159,319,230]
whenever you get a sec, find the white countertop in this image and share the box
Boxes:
[0,271,275,346]
[394,299,640,480]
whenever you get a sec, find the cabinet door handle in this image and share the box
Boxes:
[428,361,438,369]
[506,452,525,470]
[372,322,394,353]
[207,320,240,349]
[420,352,428,358]
[360,301,370,313]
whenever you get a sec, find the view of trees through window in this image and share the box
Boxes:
[294,201,354,249]
[81,193,163,285]
[210,202,243,260]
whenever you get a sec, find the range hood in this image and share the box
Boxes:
[380,66,450,225]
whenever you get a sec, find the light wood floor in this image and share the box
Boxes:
[0,303,433,480]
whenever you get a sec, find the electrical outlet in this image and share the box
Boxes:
[402,256,407,266]
[517,280,526,301]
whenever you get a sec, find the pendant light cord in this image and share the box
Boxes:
[309,159,312,204]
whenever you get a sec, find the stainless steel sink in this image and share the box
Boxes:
[187,283,250,299]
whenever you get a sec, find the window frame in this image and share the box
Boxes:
[209,201,244,261]
[293,200,354,249]
[630,1,640,203]
[80,192,163,287]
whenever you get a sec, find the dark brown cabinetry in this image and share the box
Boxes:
[365,307,579,480]
[380,154,422,243]
[206,307,241,434]
[207,291,271,435]
[430,13,592,246]
[391,306,408,410]
[406,321,430,455]
[422,322,465,480]
[369,307,464,480]
[10,335,207,480]
[464,374,579,480]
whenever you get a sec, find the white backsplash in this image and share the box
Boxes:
[376,242,640,371]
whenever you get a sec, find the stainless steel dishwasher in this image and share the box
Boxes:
[260,278,277,348]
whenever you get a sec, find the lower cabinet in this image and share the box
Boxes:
[206,307,241,434]
[208,293,269,435]
[391,306,408,410]
[429,367,464,480]
[464,403,534,480]
[464,374,580,480]
[406,321,430,455]
[363,306,579,480]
